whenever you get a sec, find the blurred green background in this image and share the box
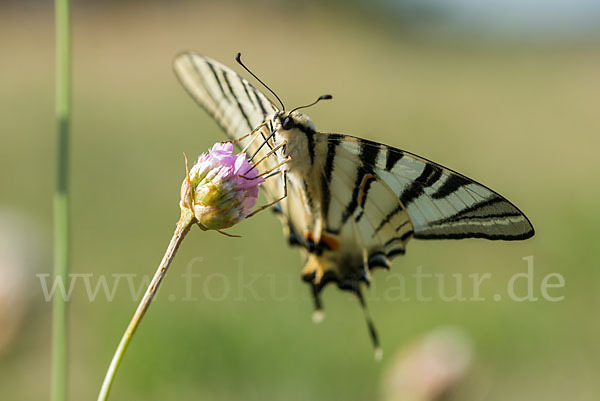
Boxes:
[1,1,599,400]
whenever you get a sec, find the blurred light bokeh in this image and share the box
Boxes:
[1,1,599,400]
[381,327,473,401]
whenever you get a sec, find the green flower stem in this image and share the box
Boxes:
[52,1,71,401]
[97,211,195,401]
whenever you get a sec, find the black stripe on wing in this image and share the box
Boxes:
[341,140,380,224]
[221,71,253,131]
[385,147,404,171]
[205,61,230,103]
[414,230,531,241]
[251,86,270,118]
[398,163,444,206]
[321,136,340,223]
[373,203,404,235]
[240,79,258,110]
[296,123,317,164]
[431,174,471,199]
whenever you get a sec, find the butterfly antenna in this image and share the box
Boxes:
[355,288,382,361]
[236,52,285,111]
[290,94,332,114]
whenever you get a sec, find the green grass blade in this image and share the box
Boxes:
[52,1,71,401]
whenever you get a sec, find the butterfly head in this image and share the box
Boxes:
[274,111,317,134]
[280,113,295,131]
[274,94,331,132]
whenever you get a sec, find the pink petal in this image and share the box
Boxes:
[211,142,233,153]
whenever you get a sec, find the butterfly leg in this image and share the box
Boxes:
[244,170,288,219]
[240,157,292,181]
[226,121,267,146]
[258,157,292,177]
[239,124,271,155]
[251,140,286,170]
[248,120,276,162]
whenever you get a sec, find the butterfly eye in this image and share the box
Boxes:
[282,117,294,130]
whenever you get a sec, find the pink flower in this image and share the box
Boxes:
[180,142,265,230]
[381,327,473,401]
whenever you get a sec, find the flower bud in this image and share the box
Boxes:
[180,142,265,230]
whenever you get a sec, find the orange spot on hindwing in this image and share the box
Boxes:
[320,233,340,251]
[358,174,377,208]
[304,232,340,254]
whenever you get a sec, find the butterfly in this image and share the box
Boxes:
[173,52,534,356]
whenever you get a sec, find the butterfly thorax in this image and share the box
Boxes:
[272,111,317,175]
[271,110,332,239]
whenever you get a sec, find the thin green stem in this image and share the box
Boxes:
[97,212,194,401]
[52,1,71,401]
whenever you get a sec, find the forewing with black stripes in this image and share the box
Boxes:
[173,52,316,262]
[173,52,284,198]
[300,132,534,295]
[174,52,276,140]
